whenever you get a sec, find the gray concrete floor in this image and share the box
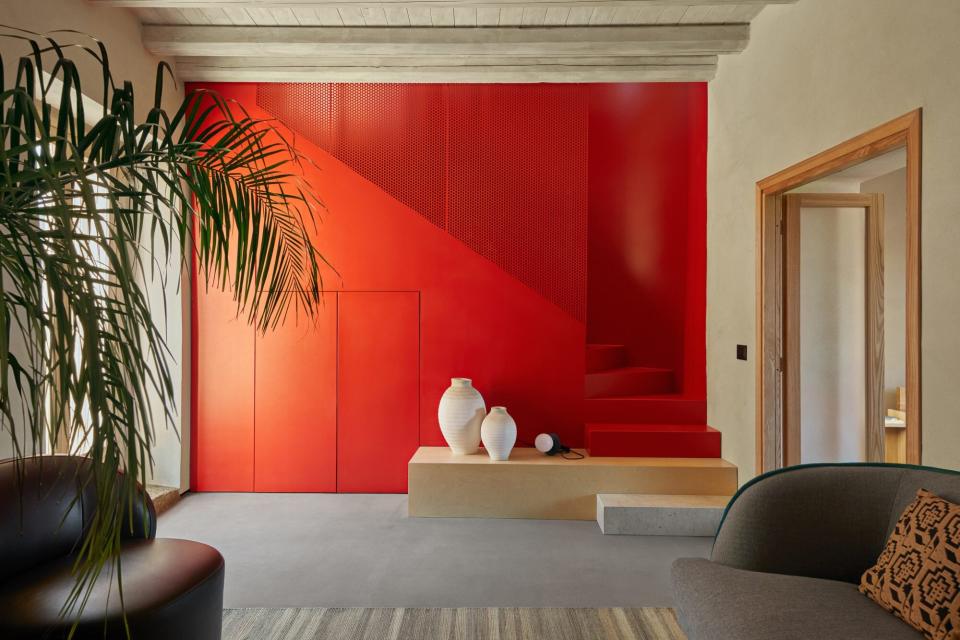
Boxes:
[158,493,712,609]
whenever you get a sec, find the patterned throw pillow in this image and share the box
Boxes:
[860,489,960,640]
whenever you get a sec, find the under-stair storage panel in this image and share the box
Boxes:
[254,299,338,492]
[194,284,255,492]
[194,290,420,492]
[337,292,420,493]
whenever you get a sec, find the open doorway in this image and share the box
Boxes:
[782,191,885,466]
[755,111,921,473]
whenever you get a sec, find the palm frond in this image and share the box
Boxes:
[0,24,331,634]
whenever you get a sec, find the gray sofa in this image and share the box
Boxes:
[672,463,960,640]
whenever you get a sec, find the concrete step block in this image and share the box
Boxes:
[596,493,730,536]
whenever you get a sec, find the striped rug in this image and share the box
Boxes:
[222,608,686,640]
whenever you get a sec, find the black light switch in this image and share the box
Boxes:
[736,345,748,361]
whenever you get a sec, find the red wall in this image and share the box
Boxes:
[190,82,706,492]
[587,84,707,395]
[257,84,588,321]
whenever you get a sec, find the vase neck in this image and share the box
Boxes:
[451,377,473,388]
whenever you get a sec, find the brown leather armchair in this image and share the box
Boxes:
[0,456,224,639]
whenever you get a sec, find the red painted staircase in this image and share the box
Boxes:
[586,344,628,373]
[586,366,674,398]
[584,344,719,458]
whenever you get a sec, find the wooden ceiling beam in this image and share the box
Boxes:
[144,24,749,57]
[176,54,717,66]
[176,62,717,82]
[174,54,718,81]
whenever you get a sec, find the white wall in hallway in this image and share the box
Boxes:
[799,207,867,463]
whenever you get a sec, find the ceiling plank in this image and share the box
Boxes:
[337,6,365,23]
[564,6,593,25]
[96,0,798,8]
[453,7,477,25]
[588,7,618,25]
[143,24,750,57]
[269,7,299,22]
[314,6,346,23]
[361,6,389,23]
[180,8,213,22]
[430,7,455,24]
[223,7,257,22]
[680,5,722,22]
[521,7,547,25]
[244,7,279,22]
[656,6,689,23]
[406,6,432,24]
[290,6,324,22]
[498,6,523,24]
[384,6,412,24]
[476,7,500,25]
[542,7,570,25]
[616,6,667,24]
[198,8,236,23]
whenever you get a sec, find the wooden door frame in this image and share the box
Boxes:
[782,192,885,466]
[756,109,921,474]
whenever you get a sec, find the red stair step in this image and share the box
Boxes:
[587,424,721,458]
[586,344,628,374]
[584,395,707,424]
[585,366,674,398]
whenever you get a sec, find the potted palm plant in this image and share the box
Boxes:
[0,26,330,630]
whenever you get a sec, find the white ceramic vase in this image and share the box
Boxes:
[438,378,486,454]
[481,406,517,461]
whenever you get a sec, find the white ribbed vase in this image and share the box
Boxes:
[481,407,517,462]
[438,378,486,455]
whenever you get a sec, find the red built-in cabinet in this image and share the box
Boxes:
[193,284,255,491]
[337,292,420,493]
[193,290,419,493]
[254,299,338,492]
